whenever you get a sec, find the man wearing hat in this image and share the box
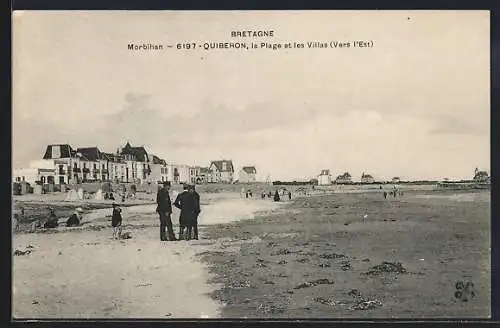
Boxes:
[156,181,176,241]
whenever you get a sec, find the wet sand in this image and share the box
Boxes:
[201,190,490,318]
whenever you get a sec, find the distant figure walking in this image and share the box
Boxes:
[174,184,200,240]
[66,207,84,227]
[111,203,123,239]
[383,191,388,199]
[174,184,189,239]
[156,181,176,241]
[273,190,280,202]
[44,207,59,228]
[261,192,266,199]
[288,191,292,200]
[268,191,272,198]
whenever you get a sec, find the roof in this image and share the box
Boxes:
[210,160,234,172]
[319,169,330,176]
[121,142,149,162]
[242,166,257,174]
[42,144,74,159]
[151,155,165,165]
[361,172,373,179]
[199,167,211,174]
[76,147,102,161]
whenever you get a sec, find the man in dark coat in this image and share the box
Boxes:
[174,184,189,240]
[156,181,176,241]
[190,184,201,240]
[273,190,280,202]
[173,184,199,241]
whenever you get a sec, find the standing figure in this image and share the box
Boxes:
[174,184,189,239]
[173,185,198,241]
[156,181,176,241]
[273,190,280,202]
[383,191,388,199]
[190,184,201,240]
[288,191,292,200]
[111,203,123,239]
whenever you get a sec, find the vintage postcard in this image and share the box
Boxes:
[11,10,490,319]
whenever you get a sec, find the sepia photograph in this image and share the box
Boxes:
[11,10,490,319]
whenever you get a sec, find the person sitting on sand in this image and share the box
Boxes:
[111,203,123,239]
[43,207,59,229]
[66,208,84,227]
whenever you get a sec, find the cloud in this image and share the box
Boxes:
[429,115,488,136]
[95,93,322,151]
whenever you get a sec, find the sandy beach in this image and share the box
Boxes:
[12,188,490,319]
[12,192,282,319]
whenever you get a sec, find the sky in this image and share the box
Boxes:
[12,10,490,181]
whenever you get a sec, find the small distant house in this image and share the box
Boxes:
[335,172,352,184]
[473,168,490,183]
[392,177,401,183]
[195,167,211,184]
[317,169,332,185]
[360,172,375,184]
[209,160,234,183]
[239,166,257,183]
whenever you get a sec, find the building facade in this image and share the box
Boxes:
[335,172,352,184]
[209,160,234,183]
[360,172,375,184]
[239,166,257,183]
[16,143,173,186]
[317,169,332,185]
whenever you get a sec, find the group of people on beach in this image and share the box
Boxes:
[156,181,201,241]
[242,188,292,201]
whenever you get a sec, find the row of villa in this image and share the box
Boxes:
[317,170,396,185]
[316,168,490,185]
[13,142,258,186]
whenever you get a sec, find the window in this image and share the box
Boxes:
[93,164,97,169]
